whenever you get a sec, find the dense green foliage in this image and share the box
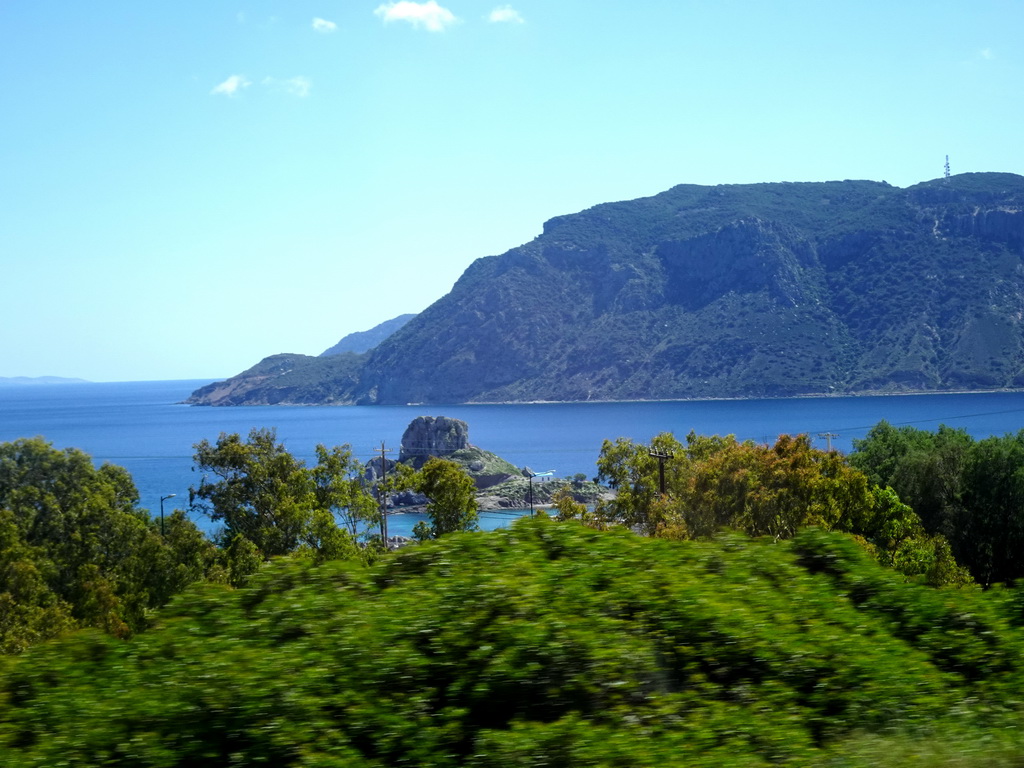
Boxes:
[2,520,1023,766]
[412,457,479,540]
[591,431,968,585]
[850,421,1024,586]
[0,439,218,651]
[188,173,1024,405]
[6,420,1024,764]
[190,428,370,562]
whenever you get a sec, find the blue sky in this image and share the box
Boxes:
[2,1,1021,382]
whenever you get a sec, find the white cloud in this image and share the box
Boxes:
[210,74,251,97]
[488,5,523,24]
[979,48,995,60]
[262,76,312,97]
[312,17,337,33]
[283,76,311,97]
[374,1,457,32]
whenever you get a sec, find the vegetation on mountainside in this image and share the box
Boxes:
[188,173,1024,406]
[3,520,1024,766]
[185,351,365,406]
[446,445,521,479]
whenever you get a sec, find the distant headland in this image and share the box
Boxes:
[0,376,90,386]
[187,173,1024,407]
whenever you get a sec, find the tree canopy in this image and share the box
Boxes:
[190,428,371,562]
[592,431,968,585]
[851,422,1024,586]
[412,456,478,540]
[0,438,218,650]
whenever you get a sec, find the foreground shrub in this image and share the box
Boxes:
[1,520,1022,766]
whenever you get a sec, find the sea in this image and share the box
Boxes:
[4,379,1024,539]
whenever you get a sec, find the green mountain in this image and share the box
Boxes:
[187,173,1024,406]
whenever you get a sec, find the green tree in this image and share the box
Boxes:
[310,444,380,539]
[595,432,687,536]
[0,510,75,653]
[191,428,319,557]
[191,429,367,564]
[957,432,1024,586]
[848,422,1024,585]
[0,438,216,647]
[412,457,478,540]
[849,421,971,535]
[595,431,965,583]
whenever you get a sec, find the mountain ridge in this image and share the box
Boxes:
[320,314,416,357]
[187,173,1024,406]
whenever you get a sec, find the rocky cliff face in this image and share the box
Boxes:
[398,416,470,468]
[188,173,1024,406]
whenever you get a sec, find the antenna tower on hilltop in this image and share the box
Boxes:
[944,155,951,182]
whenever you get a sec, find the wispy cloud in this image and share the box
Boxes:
[312,17,337,33]
[374,1,457,32]
[979,48,995,60]
[210,74,251,97]
[284,76,311,97]
[263,76,312,97]
[488,5,523,24]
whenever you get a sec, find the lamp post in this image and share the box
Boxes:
[159,494,176,536]
[527,470,556,517]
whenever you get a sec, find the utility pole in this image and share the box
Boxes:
[648,449,674,495]
[374,442,392,543]
[159,494,176,537]
[818,432,839,452]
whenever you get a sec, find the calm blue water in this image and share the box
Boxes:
[4,379,1024,537]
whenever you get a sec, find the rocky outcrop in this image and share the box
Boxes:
[398,416,470,468]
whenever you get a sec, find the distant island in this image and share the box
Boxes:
[187,172,1024,406]
[0,376,89,386]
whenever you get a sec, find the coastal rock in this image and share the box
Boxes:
[364,456,400,483]
[399,416,470,467]
[390,490,428,507]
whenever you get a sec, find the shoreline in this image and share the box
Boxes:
[185,386,1024,408]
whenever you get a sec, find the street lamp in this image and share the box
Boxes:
[159,494,176,536]
[527,470,556,517]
